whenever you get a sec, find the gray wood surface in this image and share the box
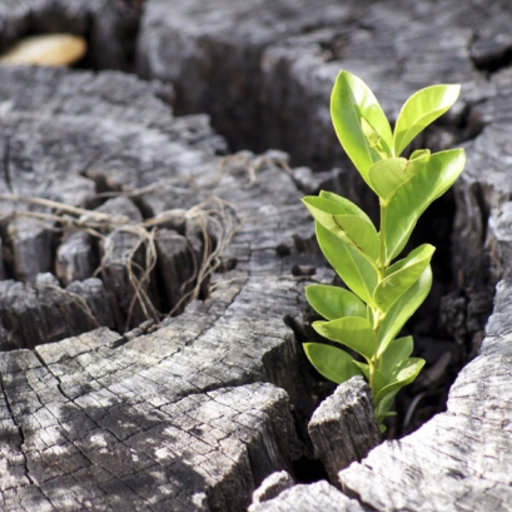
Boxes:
[0,64,314,511]
[1,0,512,511]
[308,376,380,485]
[248,480,365,512]
[250,470,295,505]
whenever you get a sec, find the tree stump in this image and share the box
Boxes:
[0,65,313,511]
[1,0,512,511]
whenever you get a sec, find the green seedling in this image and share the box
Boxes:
[303,70,465,431]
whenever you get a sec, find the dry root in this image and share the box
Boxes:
[0,192,241,330]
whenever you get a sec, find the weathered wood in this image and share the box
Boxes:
[137,0,501,172]
[308,376,380,485]
[135,1,512,510]
[251,471,295,505]
[0,273,112,350]
[248,480,365,512]
[96,196,149,330]
[1,1,512,510]
[0,334,300,511]
[337,281,512,511]
[5,217,54,282]
[156,228,195,312]
[0,64,315,510]
[55,231,95,285]
[0,64,227,346]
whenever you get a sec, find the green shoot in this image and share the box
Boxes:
[303,70,465,431]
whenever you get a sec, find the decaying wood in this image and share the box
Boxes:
[307,376,380,485]
[250,471,295,506]
[55,231,95,286]
[0,274,112,350]
[0,64,314,510]
[1,0,512,511]
[5,217,54,283]
[136,1,512,510]
[0,334,300,511]
[156,229,195,312]
[248,480,365,512]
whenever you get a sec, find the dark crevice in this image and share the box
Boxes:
[292,457,329,484]
[470,40,512,74]
[0,373,34,487]
[2,137,13,193]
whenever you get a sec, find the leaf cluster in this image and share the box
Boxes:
[303,70,465,430]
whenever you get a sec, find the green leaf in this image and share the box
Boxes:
[369,150,432,202]
[354,360,369,379]
[393,84,461,156]
[368,158,409,201]
[313,316,376,361]
[331,70,393,184]
[375,357,425,404]
[409,149,431,162]
[380,336,413,375]
[316,223,379,305]
[305,284,367,320]
[303,343,361,384]
[303,196,380,262]
[319,190,373,224]
[375,390,400,422]
[381,148,465,262]
[374,244,435,314]
[377,265,432,357]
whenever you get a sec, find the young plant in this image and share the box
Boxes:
[303,70,465,431]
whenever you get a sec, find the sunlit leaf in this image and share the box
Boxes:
[313,316,376,361]
[303,196,380,262]
[368,158,409,201]
[393,84,461,156]
[303,343,361,384]
[316,223,378,305]
[375,357,425,404]
[331,70,393,184]
[301,71,464,427]
[374,244,435,314]
[305,284,367,320]
[369,151,433,202]
[377,265,432,357]
[319,190,373,223]
[381,148,465,262]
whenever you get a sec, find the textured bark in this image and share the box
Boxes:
[308,377,380,484]
[135,0,509,358]
[0,65,313,510]
[0,335,301,512]
[1,1,512,511]
[251,471,295,505]
[4,217,54,283]
[56,231,96,286]
[248,481,365,512]
[0,274,112,350]
[136,0,507,172]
